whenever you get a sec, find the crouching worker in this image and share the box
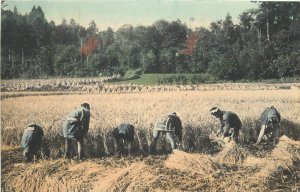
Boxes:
[210,107,242,143]
[255,106,281,145]
[150,112,183,154]
[62,103,90,160]
[112,123,135,157]
[21,124,44,162]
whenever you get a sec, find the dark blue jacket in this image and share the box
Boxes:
[219,111,242,137]
[21,124,44,153]
[154,115,183,141]
[260,107,281,125]
[62,107,90,139]
[113,123,135,141]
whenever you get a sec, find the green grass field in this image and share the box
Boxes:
[112,72,300,86]
[113,73,216,85]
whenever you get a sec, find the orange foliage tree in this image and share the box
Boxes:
[177,32,199,56]
[80,36,98,62]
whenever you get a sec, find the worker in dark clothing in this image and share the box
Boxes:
[112,123,135,156]
[255,106,281,145]
[150,112,183,154]
[210,107,242,142]
[62,103,90,160]
[21,124,44,162]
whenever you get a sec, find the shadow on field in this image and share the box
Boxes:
[1,146,23,170]
[281,119,300,141]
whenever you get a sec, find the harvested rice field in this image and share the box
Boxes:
[1,88,300,191]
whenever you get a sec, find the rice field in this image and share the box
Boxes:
[1,88,300,191]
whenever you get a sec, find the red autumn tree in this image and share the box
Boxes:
[80,36,98,62]
[178,32,199,56]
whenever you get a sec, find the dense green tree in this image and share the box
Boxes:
[195,27,213,72]
[1,3,299,80]
[53,45,80,76]
[87,20,98,36]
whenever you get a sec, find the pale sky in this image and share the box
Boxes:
[5,0,259,30]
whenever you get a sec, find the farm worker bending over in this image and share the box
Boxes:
[62,103,90,160]
[210,107,242,142]
[21,124,44,162]
[255,106,281,146]
[150,112,183,154]
[112,123,135,156]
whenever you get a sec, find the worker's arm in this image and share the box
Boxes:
[254,125,267,146]
[217,118,224,136]
[81,109,90,135]
[222,122,231,137]
[175,117,183,142]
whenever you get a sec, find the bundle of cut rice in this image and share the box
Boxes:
[165,149,220,177]
[214,142,250,165]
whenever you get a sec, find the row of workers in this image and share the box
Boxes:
[21,103,281,162]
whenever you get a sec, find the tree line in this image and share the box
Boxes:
[1,2,300,80]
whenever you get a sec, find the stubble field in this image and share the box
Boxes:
[1,88,300,191]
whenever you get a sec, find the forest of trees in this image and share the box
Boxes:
[1,2,300,80]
